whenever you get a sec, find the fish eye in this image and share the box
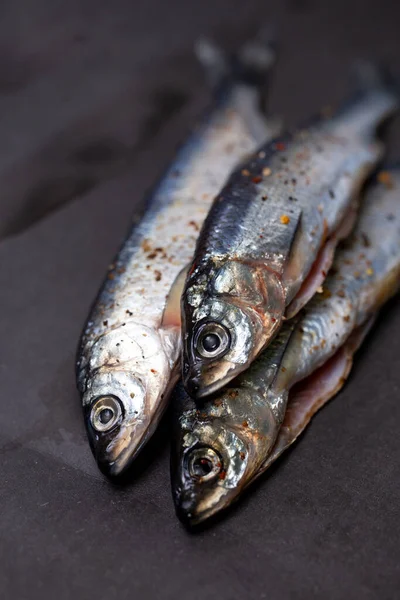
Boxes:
[195,322,230,359]
[90,396,123,433]
[187,447,222,482]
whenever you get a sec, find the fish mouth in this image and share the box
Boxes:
[183,359,240,399]
[173,477,241,527]
[174,491,213,527]
[85,414,153,478]
[98,425,154,478]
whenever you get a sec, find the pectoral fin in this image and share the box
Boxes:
[161,264,190,328]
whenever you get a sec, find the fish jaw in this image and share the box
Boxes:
[80,322,180,477]
[182,260,285,398]
[171,382,282,526]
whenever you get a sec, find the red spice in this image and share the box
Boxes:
[378,170,395,189]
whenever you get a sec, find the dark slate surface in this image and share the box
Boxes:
[1,1,400,598]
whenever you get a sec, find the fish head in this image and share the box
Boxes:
[182,259,284,397]
[171,381,282,526]
[80,321,180,476]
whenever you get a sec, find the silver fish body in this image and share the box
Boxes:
[76,37,280,476]
[172,168,400,524]
[181,65,398,398]
[257,316,375,477]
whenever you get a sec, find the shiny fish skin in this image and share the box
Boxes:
[76,37,280,477]
[181,65,398,399]
[257,317,375,477]
[172,169,400,525]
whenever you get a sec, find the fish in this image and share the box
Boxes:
[181,62,398,399]
[172,167,400,525]
[76,34,282,477]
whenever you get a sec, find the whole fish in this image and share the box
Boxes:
[181,63,398,399]
[172,168,400,525]
[76,36,281,476]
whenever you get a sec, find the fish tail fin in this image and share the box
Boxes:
[232,26,278,88]
[333,61,398,140]
[195,27,277,92]
[195,29,279,143]
[195,38,228,89]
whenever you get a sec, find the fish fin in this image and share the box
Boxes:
[286,240,337,319]
[232,27,278,89]
[262,204,303,273]
[196,31,281,144]
[195,28,277,91]
[195,38,228,89]
[286,200,359,319]
[162,264,190,328]
[254,315,376,479]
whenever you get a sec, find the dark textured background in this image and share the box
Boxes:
[1,1,400,598]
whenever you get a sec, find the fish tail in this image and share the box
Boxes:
[195,30,279,143]
[195,28,277,92]
[333,61,399,139]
